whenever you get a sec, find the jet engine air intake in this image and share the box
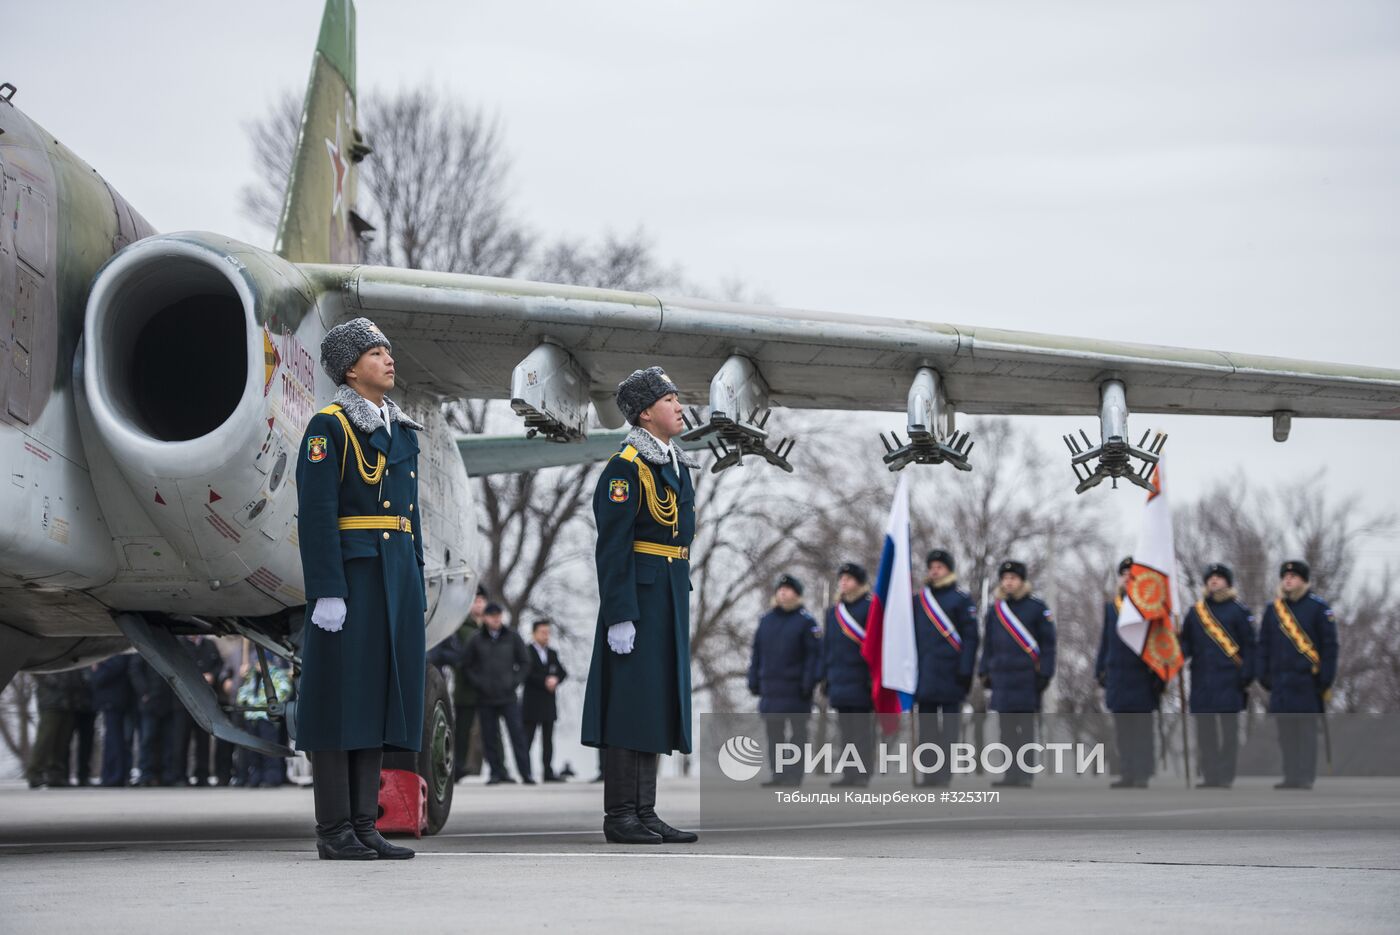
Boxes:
[80,233,316,579]
[95,259,247,441]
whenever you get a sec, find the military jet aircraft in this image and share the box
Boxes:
[2,0,1397,832]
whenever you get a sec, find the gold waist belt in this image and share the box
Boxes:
[634,541,689,562]
[339,516,413,534]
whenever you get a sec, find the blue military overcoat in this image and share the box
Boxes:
[581,433,696,755]
[913,581,980,705]
[1258,590,1339,714]
[1095,598,1164,714]
[822,593,874,711]
[295,392,426,753]
[1180,593,1257,713]
[748,605,822,714]
[979,590,1056,713]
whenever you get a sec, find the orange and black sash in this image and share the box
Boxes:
[1194,600,1242,667]
[1273,599,1320,674]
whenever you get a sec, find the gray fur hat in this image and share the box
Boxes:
[320,317,391,386]
[616,366,679,424]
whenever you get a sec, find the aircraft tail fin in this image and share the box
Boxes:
[274,0,370,264]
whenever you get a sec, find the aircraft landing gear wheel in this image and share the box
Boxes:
[384,664,454,835]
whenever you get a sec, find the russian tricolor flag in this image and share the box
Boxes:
[862,474,917,719]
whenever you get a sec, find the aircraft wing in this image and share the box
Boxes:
[304,264,1400,422]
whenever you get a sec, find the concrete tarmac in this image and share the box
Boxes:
[2,776,1398,934]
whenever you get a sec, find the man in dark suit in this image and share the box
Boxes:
[523,619,568,782]
[428,585,488,781]
[464,603,535,785]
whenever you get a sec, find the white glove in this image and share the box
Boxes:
[312,597,347,633]
[607,621,636,654]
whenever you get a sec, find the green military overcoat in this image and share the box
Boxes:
[581,429,696,755]
[295,387,427,752]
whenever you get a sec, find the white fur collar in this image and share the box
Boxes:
[334,385,424,434]
[625,425,698,469]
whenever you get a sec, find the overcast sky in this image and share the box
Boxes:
[9,0,1400,565]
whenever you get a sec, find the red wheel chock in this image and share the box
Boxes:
[376,768,427,838]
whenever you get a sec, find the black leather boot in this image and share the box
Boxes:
[603,748,662,845]
[350,748,414,860]
[312,751,376,860]
[636,752,698,844]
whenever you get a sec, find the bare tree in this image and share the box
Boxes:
[239,92,303,232]
[0,674,36,777]
[243,82,676,638]
[1175,473,1398,712]
[241,86,532,277]
[360,90,532,275]
[446,236,680,632]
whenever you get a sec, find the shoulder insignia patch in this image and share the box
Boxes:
[307,435,328,463]
[609,478,630,503]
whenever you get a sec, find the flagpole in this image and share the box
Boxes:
[1176,624,1192,789]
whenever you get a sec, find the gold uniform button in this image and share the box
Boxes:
[383,500,391,508]
[409,504,414,512]
[410,471,416,479]
[382,531,390,540]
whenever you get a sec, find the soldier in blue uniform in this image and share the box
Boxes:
[296,318,425,861]
[1180,562,1256,788]
[980,560,1056,787]
[581,367,699,845]
[748,574,822,787]
[913,549,979,787]
[1096,557,1165,788]
[1258,560,1339,790]
[823,562,876,787]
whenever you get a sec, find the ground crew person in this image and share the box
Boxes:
[235,654,293,787]
[26,672,81,788]
[1258,560,1339,790]
[1180,562,1256,788]
[465,603,534,785]
[427,585,488,781]
[129,657,177,787]
[980,560,1056,787]
[823,561,875,787]
[582,367,698,845]
[296,317,425,860]
[913,549,979,787]
[1096,556,1164,788]
[748,574,822,787]
[92,655,134,787]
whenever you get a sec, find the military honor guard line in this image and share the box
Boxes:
[293,317,1341,859]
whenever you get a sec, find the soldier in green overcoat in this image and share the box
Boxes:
[295,317,425,861]
[581,367,699,845]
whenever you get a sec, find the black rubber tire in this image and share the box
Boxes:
[384,664,455,835]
